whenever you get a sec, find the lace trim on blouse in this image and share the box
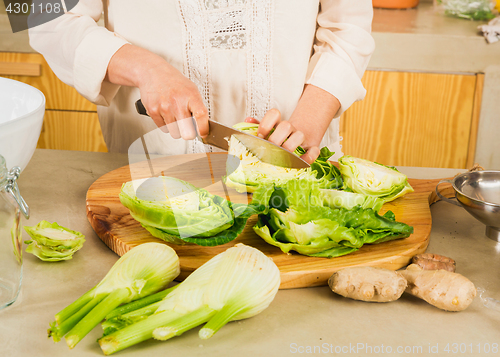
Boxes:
[176,0,273,154]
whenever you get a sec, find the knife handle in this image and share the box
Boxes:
[135,99,149,116]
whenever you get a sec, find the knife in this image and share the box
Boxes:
[135,99,310,169]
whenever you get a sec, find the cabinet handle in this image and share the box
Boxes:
[0,61,41,77]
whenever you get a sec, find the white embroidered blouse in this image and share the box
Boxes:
[29,0,375,158]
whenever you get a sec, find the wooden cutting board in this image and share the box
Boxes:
[86,153,453,289]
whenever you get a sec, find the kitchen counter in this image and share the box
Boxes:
[370,0,500,73]
[1,149,499,357]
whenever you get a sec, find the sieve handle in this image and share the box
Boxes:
[435,179,461,207]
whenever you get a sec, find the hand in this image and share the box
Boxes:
[244,109,320,164]
[106,44,209,139]
[137,62,209,140]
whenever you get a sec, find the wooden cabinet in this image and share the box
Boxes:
[0,52,107,152]
[37,111,107,152]
[339,70,483,169]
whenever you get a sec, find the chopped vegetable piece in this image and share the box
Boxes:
[24,221,85,261]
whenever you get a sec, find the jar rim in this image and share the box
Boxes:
[0,155,7,188]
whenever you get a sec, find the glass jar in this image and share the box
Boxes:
[0,155,29,310]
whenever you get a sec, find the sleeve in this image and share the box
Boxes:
[305,0,376,117]
[28,0,130,106]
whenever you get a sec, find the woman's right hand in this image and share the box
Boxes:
[106,44,209,139]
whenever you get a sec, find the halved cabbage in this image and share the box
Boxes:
[120,176,265,246]
[225,136,342,193]
[338,156,414,203]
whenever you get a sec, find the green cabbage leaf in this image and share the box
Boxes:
[120,176,266,246]
[252,180,413,258]
[320,189,384,212]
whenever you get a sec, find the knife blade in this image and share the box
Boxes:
[134,99,310,169]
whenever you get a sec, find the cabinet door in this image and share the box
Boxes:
[339,71,480,169]
[1,52,107,152]
[37,111,107,152]
[0,52,96,111]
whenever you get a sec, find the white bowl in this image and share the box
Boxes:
[0,77,45,172]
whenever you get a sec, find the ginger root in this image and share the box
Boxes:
[412,253,456,272]
[329,267,407,302]
[400,264,476,311]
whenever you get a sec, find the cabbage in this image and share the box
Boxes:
[320,189,384,212]
[119,176,264,246]
[252,180,413,258]
[24,221,85,261]
[225,136,342,193]
[338,156,414,203]
[232,122,259,136]
[120,177,233,241]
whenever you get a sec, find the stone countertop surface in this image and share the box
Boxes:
[1,149,499,357]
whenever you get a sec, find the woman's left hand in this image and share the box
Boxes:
[244,109,320,164]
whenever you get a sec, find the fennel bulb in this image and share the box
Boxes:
[98,243,280,355]
[48,243,180,349]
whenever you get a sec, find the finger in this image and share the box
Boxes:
[157,104,181,138]
[177,117,198,140]
[300,146,320,164]
[189,98,209,138]
[267,121,294,147]
[143,100,168,130]
[257,108,281,139]
[171,99,198,140]
[282,130,305,153]
[159,124,169,134]
[166,121,181,139]
[244,117,260,124]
